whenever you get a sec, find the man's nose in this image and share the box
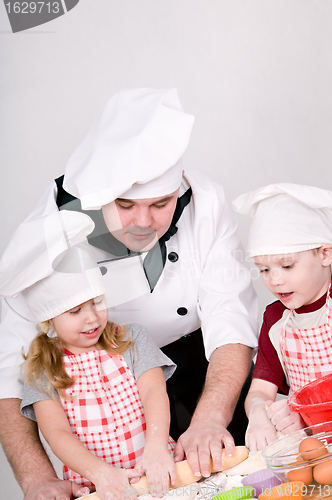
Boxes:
[133,208,152,227]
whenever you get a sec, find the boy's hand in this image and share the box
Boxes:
[265,399,306,434]
[133,447,176,497]
[245,402,277,451]
[94,464,141,500]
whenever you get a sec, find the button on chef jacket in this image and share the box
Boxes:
[0,169,259,399]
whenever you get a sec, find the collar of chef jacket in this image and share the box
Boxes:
[55,175,192,291]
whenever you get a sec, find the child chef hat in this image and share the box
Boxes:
[0,210,106,322]
[232,183,332,257]
[63,88,195,210]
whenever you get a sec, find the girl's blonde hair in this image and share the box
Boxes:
[22,321,131,397]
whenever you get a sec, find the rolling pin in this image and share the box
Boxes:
[81,446,248,499]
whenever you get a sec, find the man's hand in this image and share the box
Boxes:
[174,344,252,479]
[265,399,306,435]
[24,478,89,500]
[0,399,89,500]
[174,418,234,478]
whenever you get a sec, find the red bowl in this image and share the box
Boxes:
[288,374,332,427]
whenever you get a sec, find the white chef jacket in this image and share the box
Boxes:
[0,170,259,399]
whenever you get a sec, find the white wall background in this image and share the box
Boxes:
[1,1,331,498]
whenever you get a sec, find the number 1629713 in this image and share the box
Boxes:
[5,2,60,14]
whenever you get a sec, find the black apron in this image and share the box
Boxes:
[161,329,252,445]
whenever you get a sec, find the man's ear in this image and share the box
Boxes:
[320,244,332,267]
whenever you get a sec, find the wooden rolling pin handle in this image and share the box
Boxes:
[73,446,248,499]
[133,445,248,494]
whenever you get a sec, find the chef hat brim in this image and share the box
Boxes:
[233,183,332,257]
[0,211,106,321]
[63,88,194,210]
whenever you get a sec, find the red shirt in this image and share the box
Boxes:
[252,292,328,395]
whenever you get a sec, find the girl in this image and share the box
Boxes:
[1,210,176,500]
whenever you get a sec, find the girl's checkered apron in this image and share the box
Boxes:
[60,349,175,489]
[280,285,332,393]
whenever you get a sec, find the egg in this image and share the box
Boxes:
[299,437,328,460]
[287,460,313,485]
[313,460,332,485]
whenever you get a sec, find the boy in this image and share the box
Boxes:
[233,183,332,451]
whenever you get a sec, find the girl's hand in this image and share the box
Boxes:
[134,447,176,497]
[94,463,141,500]
[245,402,278,451]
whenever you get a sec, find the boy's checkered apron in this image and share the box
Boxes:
[280,285,332,393]
[60,349,175,489]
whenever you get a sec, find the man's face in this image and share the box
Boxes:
[102,188,180,252]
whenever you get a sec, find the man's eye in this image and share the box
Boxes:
[154,203,168,209]
[118,204,133,210]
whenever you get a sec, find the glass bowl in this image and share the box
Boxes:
[261,421,332,486]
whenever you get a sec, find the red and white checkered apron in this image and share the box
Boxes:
[280,286,332,393]
[60,349,175,489]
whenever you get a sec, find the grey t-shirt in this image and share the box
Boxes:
[21,323,176,422]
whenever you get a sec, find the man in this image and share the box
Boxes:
[0,88,258,500]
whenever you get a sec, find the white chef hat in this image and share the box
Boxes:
[0,211,105,322]
[63,88,195,210]
[232,183,332,258]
